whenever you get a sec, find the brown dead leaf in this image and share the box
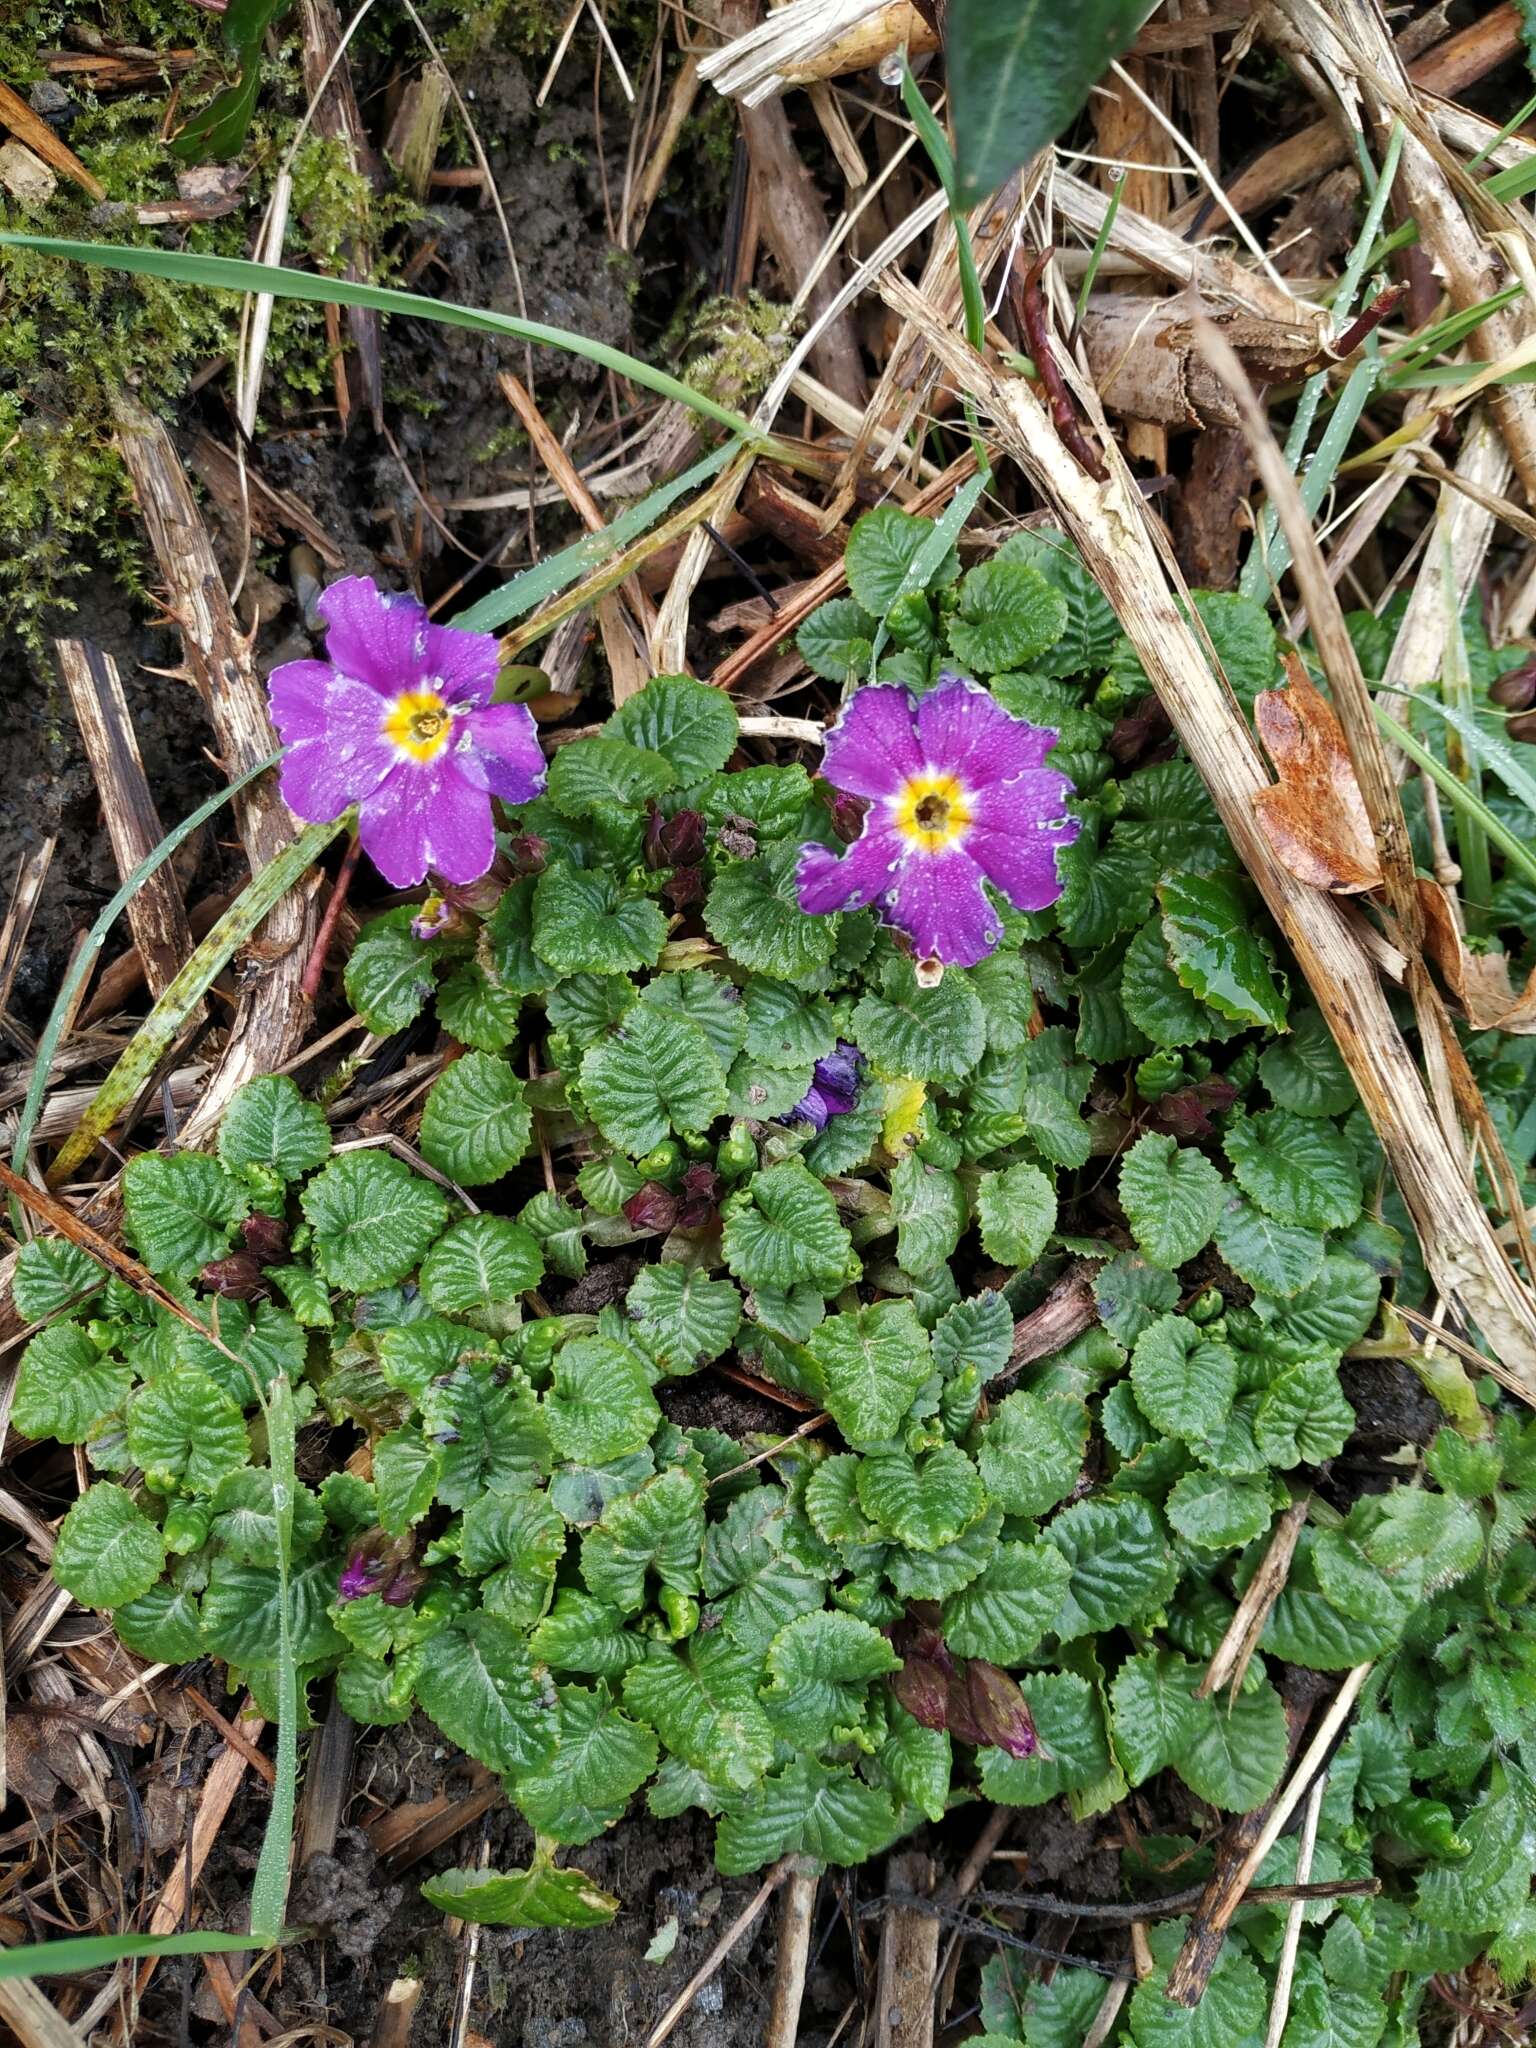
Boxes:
[1420,879,1536,1033]
[1252,656,1384,893]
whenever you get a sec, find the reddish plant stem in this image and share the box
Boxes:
[301,833,364,1003]
[1011,250,1108,482]
[1327,282,1410,361]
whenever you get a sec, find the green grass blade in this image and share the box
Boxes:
[1374,704,1536,894]
[46,817,343,1185]
[8,752,280,1217]
[1384,689,1536,824]
[0,235,768,445]
[1074,171,1125,332]
[0,1931,261,1981]
[899,64,986,354]
[249,1374,299,1944]
[450,438,741,634]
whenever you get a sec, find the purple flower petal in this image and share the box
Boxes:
[797,828,904,915]
[267,659,342,742]
[918,674,1057,787]
[820,684,924,798]
[425,618,502,706]
[462,700,547,803]
[317,576,430,692]
[888,846,998,966]
[967,774,1081,912]
[790,1084,833,1131]
[358,762,496,888]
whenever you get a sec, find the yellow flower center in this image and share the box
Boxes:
[892,771,972,853]
[382,688,453,764]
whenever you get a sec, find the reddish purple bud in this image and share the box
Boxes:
[507,834,548,877]
[1143,1078,1239,1143]
[1108,696,1172,767]
[663,864,707,912]
[1491,659,1536,712]
[661,809,707,866]
[338,1530,416,1604]
[240,1212,291,1268]
[966,1661,1040,1759]
[1508,709,1536,745]
[674,1163,721,1230]
[944,1669,987,1748]
[623,1181,681,1233]
[891,1653,951,1731]
[199,1252,267,1300]
[825,787,870,844]
[381,1563,426,1606]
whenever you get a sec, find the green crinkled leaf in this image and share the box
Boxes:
[799,598,876,681]
[172,1298,302,1408]
[127,1368,249,1493]
[11,1238,104,1323]
[607,671,739,781]
[857,1443,985,1551]
[997,527,1119,677]
[373,1428,440,1534]
[546,1336,661,1465]
[1128,1931,1267,2048]
[1158,871,1288,1032]
[548,735,676,817]
[1093,1253,1180,1348]
[978,1671,1111,1804]
[581,1003,729,1155]
[123,1151,248,1278]
[1173,1675,1289,1810]
[114,1582,204,1664]
[419,1050,533,1185]
[415,1613,558,1775]
[723,1160,852,1291]
[726,1051,815,1122]
[885,1504,1001,1601]
[485,875,558,995]
[1258,1534,1397,1669]
[947,560,1067,673]
[977,1389,1088,1517]
[760,1609,898,1749]
[462,1489,566,1626]
[714,1757,902,1875]
[942,1540,1071,1661]
[533,866,668,976]
[210,1467,323,1565]
[1114,760,1232,872]
[344,909,437,1033]
[217,1073,330,1179]
[203,1553,348,1667]
[1260,1008,1357,1118]
[623,1631,775,1793]
[427,1372,553,1507]
[577,1152,645,1216]
[627,1264,741,1372]
[890,1154,968,1275]
[1416,1789,1533,1933]
[1118,1133,1225,1270]
[932,1290,1012,1382]
[1055,835,1157,953]
[852,959,986,1085]
[975,1160,1056,1268]
[1110,1648,1204,1788]
[512,1683,659,1844]
[580,1466,705,1614]
[1120,918,1240,1050]
[705,849,838,983]
[531,1590,644,1677]
[1196,590,1282,706]
[810,1300,932,1448]
[743,978,837,1069]
[422,1853,619,1929]
[521,1191,588,1279]
[847,505,949,613]
[1165,1470,1272,1550]
[1224,1110,1362,1232]
[270,1263,334,1327]
[1213,1196,1326,1299]
[880,1706,951,1824]
[435,961,523,1052]
[546,973,637,1050]
[1255,1359,1356,1467]
[640,971,749,1067]
[1131,1316,1238,1445]
[1045,1495,1176,1640]
[14,1322,130,1444]
[419,1213,544,1311]
[1239,1254,1379,1361]
[53,1483,166,1608]
[302,1150,448,1290]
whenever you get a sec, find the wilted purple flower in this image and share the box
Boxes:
[675,1163,722,1230]
[199,1252,266,1300]
[268,576,547,888]
[623,1181,680,1233]
[785,1041,863,1131]
[337,1530,417,1604]
[239,1213,290,1268]
[796,675,1079,967]
[965,1661,1040,1759]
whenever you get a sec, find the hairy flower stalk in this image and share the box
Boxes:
[796,674,1079,966]
[268,576,546,888]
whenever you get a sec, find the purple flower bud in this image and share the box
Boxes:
[663,864,707,912]
[675,1163,722,1230]
[381,1563,426,1606]
[337,1547,386,1603]
[411,893,461,942]
[507,834,549,877]
[338,1530,416,1604]
[199,1253,267,1300]
[891,1653,951,1731]
[965,1661,1039,1759]
[240,1212,291,1268]
[661,809,707,866]
[623,1181,681,1233]
[824,786,870,844]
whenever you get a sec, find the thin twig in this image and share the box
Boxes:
[300,834,364,1003]
[1264,1776,1326,2048]
[766,1863,820,2048]
[1011,251,1108,481]
[645,1860,789,2048]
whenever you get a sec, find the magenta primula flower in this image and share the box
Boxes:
[267,576,546,888]
[796,674,1080,968]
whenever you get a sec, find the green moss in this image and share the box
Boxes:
[680,292,798,412]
